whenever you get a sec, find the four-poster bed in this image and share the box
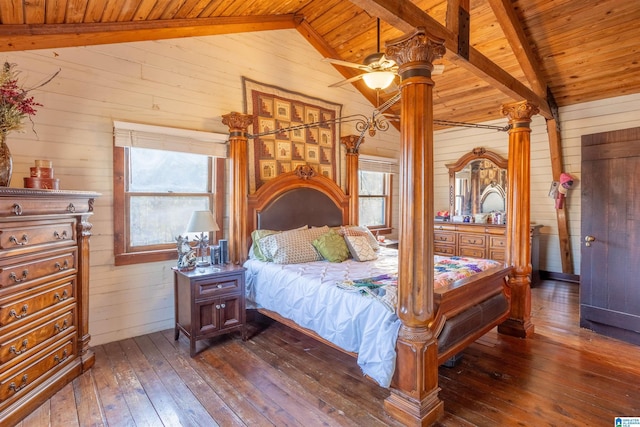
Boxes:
[223,26,538,427]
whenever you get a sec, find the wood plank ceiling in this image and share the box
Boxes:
[0,0,638,127]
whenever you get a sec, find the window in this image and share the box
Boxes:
[113,122,227,266]
[358,155,397,233]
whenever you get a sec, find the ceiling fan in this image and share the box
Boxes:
[325,18,444,90]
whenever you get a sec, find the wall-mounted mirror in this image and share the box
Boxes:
[446,147,508,219]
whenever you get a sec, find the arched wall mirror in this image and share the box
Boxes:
[446,147,508,220]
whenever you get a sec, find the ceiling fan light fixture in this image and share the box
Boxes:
[362,71,395,90]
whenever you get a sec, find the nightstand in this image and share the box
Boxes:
[378,239,399,249]
[173,264,246,356]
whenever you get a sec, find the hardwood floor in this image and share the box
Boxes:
[14,280,640,426]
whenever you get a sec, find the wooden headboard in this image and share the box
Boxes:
[245,167,351,251]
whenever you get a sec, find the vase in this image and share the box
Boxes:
[0,136,12,187]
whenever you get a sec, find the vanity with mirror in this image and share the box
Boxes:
[435,147,542,285]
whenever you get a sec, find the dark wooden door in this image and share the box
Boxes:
[580,127,640,345]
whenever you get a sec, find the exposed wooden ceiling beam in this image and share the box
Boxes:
[348,0,552,118]
[0,15,298,52]
[486,0,548,98]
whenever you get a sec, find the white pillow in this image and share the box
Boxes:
[345,235,378,262]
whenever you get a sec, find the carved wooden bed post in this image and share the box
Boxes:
[222,112,253,264]
[384,27,446,426]
[498,101,539,338]
[341,134,361,224]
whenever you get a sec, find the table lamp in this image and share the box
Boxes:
[185,210,219,267]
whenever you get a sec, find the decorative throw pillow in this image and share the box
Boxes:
[259,226,329,264]
[340,225,380,251]
[345,235,378,262]
[249,225,308,261]
[249,229,279,261]
[312,229,350,263]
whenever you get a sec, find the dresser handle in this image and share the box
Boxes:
[11,203,23,216]
[9,234,28,246]
[9,305,29,319]
[54,260,70,271]
[54,319,69,333]
[54,349,68,364]
[53,290,69,302]
[9,339,28,355]
[67,203,76,213]
[9,270,29,282]
[9,374,28,393]
[53,230,68,240]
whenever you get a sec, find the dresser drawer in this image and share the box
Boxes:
[0,338,75,404]
[0,280,74,327]
[0,220,75,257]
[0,310,74,365]
[434,231,456,244]
[0,248,76,290]
[459,247,486,258]
[489,236,506,250]
[434,244,455,256]
[195,271,243,300]
[489,249,506,261]
[458,234,485,247]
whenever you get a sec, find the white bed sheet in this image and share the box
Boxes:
[244,248,401,387]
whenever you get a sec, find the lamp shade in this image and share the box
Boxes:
[185,210,219,233]
[362,71,395,90]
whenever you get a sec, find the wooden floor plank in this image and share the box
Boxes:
[90,345,135,426]
[101,341,162,426]
[72,370,105,427]
[49,382,80,427]
[142,331,240,426]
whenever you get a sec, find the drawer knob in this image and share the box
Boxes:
[53,290,69,302]
[9,339,29,355]
[9,234,28,246]
[54,260,70,271]
[217,284,222,288]
[9,269,29,283]
[53,230,69,240]
[9,304,29,319]
[67,203,76,213]
[9,374,28,393]
[215,303,227,309]
[11,203,23,216]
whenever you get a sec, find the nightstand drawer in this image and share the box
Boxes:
[195,273,242,299]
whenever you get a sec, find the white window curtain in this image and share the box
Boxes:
[113,121,228,158]
[358,154,399,174]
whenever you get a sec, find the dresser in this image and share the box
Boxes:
[174,264,246,356]
[0,188,98,426]
[434,222,542,285]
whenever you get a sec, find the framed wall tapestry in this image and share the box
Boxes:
[243,77,343,194]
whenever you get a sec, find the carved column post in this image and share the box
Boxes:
[498,101,539,338]
[77,210,94,369]
[341,135,361,224]
[222,112,253,265]
[384,28,446,427]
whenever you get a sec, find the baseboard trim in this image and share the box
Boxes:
[539,270,580,284]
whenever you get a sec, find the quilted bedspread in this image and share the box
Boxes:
[243,249,502,387]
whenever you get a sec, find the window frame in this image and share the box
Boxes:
[358,169,393,234]
[113,122,227,266]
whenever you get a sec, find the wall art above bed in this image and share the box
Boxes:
[242,78,342,194]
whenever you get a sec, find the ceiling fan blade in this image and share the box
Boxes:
[323,57,370,71]
[328,73,365,88]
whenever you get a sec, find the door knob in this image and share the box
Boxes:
[584,235,596,247]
